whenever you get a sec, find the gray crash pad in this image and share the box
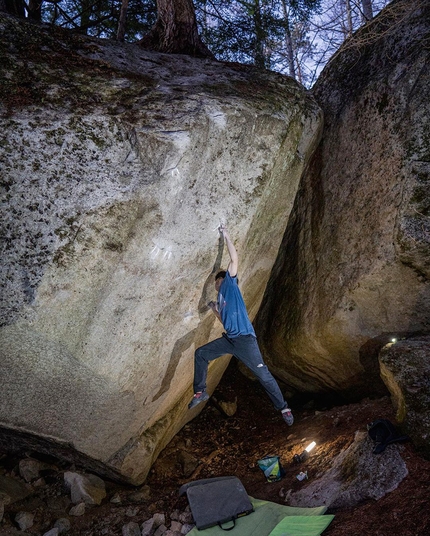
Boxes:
[179,476,254,530]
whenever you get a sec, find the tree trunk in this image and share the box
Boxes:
[80,0,91,34]
[4,0,26,17]
[342,0,353,38]
[361,0,373,22]
[117,0,129,41]
[252,0,266,69]
[140,0,213,57]
[281,0,296,79]
[28,0,42,20]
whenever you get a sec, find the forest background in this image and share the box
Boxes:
[2,0,392,87]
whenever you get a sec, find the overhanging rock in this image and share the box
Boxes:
[0,14,322,484]
[256,1,430,400]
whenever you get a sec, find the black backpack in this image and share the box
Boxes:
[367,418,409,454]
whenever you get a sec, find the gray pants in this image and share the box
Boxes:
[193,333,287,411]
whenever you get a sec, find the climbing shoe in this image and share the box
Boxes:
[188,391,209,409]
[281,407,294,426]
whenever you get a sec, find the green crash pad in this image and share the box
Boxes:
[267,515,334,536]
[187,497,334,536]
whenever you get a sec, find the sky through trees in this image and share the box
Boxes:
[3,0,393,87]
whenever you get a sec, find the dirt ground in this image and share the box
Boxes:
[149,360,430,536]
[1,360,430,535]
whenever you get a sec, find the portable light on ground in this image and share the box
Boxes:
[293,441,317,464]
[305,441,316,453]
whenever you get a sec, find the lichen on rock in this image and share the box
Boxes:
[0,13,322,484]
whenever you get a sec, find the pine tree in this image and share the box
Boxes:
[140,0,213,56]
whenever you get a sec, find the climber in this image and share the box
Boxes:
[188,225,294,426]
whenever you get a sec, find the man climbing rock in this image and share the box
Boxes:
[189,225,294,426]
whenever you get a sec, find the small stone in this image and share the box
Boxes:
[15,511,34,531]
[43,529,60,536]
[19,458,41,482]
[170,509,180,521]
[110,492,122,504]
[19,458,51,482]
[141,518,155,536]
[154,525,167,536]
[122,521,141,536]
[69,502,86,516]
[178,451,199,477]
[179,511,194,524]
[218,399,237,416]
[181,523,195,534]
[0,475,31,503]
[170,520,182,532]
[64,471,106,505]
[153,512,166,527]
[54,517,71,533]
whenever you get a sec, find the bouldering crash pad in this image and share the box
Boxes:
[187,497,334,535]
[179,476,254,530]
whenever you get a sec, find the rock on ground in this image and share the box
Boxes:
[379,335,430,458]
[288,431,408,509]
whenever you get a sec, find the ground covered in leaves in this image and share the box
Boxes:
[1,360,430,535]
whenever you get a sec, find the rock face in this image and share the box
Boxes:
[379,335,430,458]
[257,0,430,400]
[0,15,322,484]
[288,431,408,509]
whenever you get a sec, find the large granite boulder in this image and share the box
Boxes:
[0,15,322,484]
[257,0,430,400]
[379,335,430,458]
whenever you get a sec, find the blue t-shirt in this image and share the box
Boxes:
[217,271,256,338]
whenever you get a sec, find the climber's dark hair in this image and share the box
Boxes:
[215,270,227,280]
